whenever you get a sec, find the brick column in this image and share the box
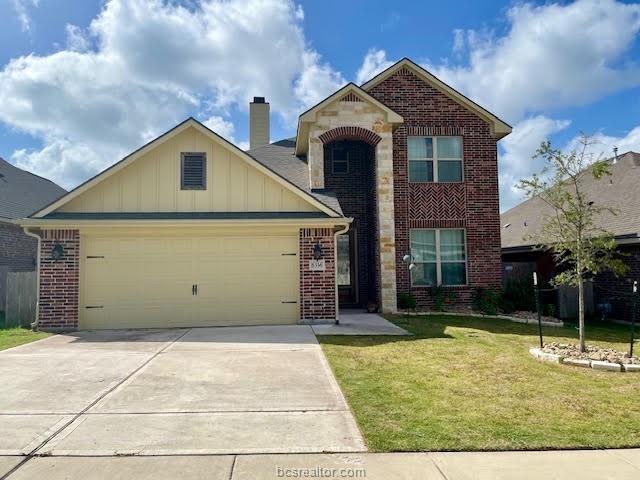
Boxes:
[38,230,80,331]
[299,228,336,322]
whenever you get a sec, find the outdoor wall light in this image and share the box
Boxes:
[51,241,64,261]
[313,242,324,260]
[402,253,416,270]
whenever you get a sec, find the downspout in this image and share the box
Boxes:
[333,223,350,325]
[23,227,41,331]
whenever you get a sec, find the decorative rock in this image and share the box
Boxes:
[562,358,591,368]
[539,352,563,363]
[622,364,640,373]
[591,360,622,372]
[529,347,542,359]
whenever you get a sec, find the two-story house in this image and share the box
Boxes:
[20,58,511,330]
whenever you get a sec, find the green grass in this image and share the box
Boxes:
[318,314,640,452]
[0,322,50,351]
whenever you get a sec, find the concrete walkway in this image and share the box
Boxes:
[311,309,409,335]
[2,450,639,479]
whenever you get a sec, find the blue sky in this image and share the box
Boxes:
[1,0,639,211]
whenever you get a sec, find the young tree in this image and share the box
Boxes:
[517,135,627,352]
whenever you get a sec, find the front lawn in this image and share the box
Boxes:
[318,314,640,451]
[0,324,51,351]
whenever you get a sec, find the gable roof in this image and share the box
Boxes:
[31,118,343,219]
[295,82,404,156]
[501,151,640,250]
[0,158,66,220]
[361,58,512,139]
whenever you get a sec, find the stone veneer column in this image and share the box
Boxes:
[373,123,398,313]
[38,229,80,331]
[299,228,336,321]
[309,138,325,189]
[305,99,399,314]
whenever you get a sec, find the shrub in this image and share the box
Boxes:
[398,292,417,310]
[428,285,457,312]
[472,287,501,316]
[502,276,535,312]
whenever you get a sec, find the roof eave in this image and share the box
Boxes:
[294,83,403,156]
[19,216,354,229]
[361,58,512,140]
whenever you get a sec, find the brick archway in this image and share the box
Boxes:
[318,126,382,147]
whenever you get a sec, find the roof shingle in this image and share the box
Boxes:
[0,158,67,220]
[501,151,640,249]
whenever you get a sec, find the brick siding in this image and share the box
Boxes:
[368,67,503,308]
[1,221,38,311]
[38,230,80,330]
[0,221,37,271]
[299,228,336,321]
[323,141,378,306]
[595,244,640,322]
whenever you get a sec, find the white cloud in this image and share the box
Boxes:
[203,115,249,150]
[12,0,39,33]
[0,0,343,188]
[293,51,345,118]
[432,0,640,122]
[564,126,640,160]
[355,49,394,85]
[11,138,120,189]
[65,24,91,52]
[499,116,571,211]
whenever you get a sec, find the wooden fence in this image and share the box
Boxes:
[4,271,37,327]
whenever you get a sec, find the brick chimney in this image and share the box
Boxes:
[249,97,270,150]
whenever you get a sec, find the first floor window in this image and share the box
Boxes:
[410,228,466,286]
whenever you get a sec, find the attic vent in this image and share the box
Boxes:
[340,92,362,102]
[181,152,206,190]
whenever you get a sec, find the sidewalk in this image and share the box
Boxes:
[3,449,639,479]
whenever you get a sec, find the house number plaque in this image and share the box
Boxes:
[309,259,326,271]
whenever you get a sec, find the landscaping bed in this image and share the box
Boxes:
[542,342,638,365]
[530,342,639,372]
[318,314,640,451]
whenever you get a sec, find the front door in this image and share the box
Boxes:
[337,229,357,306]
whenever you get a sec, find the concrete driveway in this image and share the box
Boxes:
[0,325,364,462]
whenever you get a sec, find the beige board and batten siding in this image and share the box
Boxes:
[80,228,300,329]
[59,126,318,214]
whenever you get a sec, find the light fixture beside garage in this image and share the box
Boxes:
[51,241,64,261]
[309,241,326,272]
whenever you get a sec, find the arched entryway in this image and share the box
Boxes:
[320,127,381,309]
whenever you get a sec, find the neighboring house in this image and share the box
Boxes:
[0,158,66,312]
[20,58,511,331]
[501,151,640,321]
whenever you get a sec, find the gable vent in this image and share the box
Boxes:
[181,152,206,190]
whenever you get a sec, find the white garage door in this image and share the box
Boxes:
[80,233,299,329]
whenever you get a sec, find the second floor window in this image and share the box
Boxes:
[408,136,463,182]
[332,147,350,174]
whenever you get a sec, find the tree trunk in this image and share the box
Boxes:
[578,278,586,352]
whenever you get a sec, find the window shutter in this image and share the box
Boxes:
[181,153,206,190]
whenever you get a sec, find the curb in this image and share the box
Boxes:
[529,347,638,372]
[402,311,564,328]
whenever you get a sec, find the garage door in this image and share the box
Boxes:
[80,233,299,329]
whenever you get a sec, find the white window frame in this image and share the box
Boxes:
[408,136,464,183]
[410,228,468,286]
